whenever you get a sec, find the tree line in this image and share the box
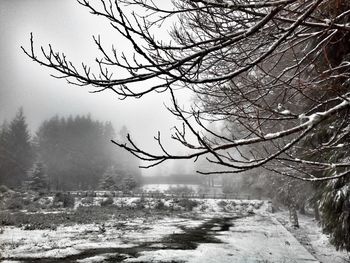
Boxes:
[0,108,140,191]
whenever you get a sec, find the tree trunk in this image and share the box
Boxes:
[314,201,320,222]
[289,200,299,228]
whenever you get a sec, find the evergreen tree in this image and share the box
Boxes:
[296,1,350,248]
[319,175,350,251]
[308,117,350,250]
[0,121,10,186]
[0,108,34,188]
[114,126,141,183]
[35,115,139,190]
[123,176,137,191]
[99,166,117,190]
[27,161,49,192]
[99,175,117,191]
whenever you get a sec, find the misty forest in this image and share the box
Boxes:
[1,0,350,262]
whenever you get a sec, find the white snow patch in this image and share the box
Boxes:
[141,184,200,193]
[76,254,115,263]
[280,109,291,115]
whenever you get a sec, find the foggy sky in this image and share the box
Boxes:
[0,0,196,176]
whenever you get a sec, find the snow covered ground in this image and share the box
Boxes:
[124,215,318,263]
[275,211,350,263]
[0,198,347,262]
[140,184,200,193]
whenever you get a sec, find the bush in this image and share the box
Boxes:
[217,200,228,208]
[100,197,114,207]
[0,212,16,225]
[154,200,165,210]
[53,192,75,208]
[0,185,10,193]
[23,222,57,231]
[34,197,52,210]
[22,198,31,206]
[177,199,199,211]
[5,198,24,210]
[81,196,94,205]
[26,204,40,213]
[131,198,145,209]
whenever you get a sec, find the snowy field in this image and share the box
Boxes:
[0,198,348,262]
[140,184,200,193]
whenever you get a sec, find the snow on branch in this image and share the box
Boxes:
[23,0,350,181]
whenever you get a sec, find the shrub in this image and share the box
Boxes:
[81,196,94,205]
[217,200,228,208]
[23,222,57,231]
[100,197,114,207]
[177,199,199,211]
[33,195,41,202]
[0,212,15,225]
[22,198,31,206]
[154,200,165,210]
[32,197,53,210]
[0,185,10,193]
[131,198,145,209]
[26,204,40,213]
[5,198,24,210]
[53,192,75,208]
[199,204,209,212]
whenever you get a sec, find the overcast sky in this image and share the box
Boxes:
[0,0,196,176]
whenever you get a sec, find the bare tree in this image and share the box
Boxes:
[22,0,350,181]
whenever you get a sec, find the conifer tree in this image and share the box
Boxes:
[27,161,49,192]
[99,166,117,191]
[0,121,10,186]
[0,108,34,188]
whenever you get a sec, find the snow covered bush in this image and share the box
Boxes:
[81,196,94,205]
[177,199,199,211]
[154,200,166,210]
[131,198,145,210]
[53,192,75,208]
[100,197,114,207]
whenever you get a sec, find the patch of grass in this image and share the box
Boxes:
[22,221,57,231]
[5,197,24,210]
[0,206,183,230]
